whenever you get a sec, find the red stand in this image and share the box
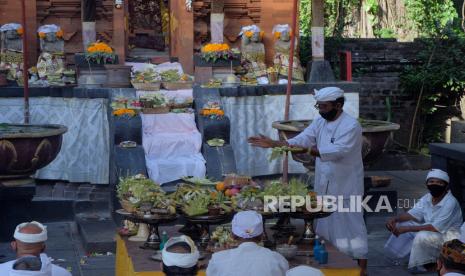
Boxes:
[339,51,352,81]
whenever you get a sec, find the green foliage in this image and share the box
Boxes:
[374,28,397,38]
[400,26,465,147]
[405,0,458,36]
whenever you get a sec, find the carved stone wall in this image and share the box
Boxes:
[193,0,261,50]
[36,0,114,64]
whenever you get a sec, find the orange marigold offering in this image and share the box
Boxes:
[38,32,46,39]
[244,31,253,38]
[16,27,23,35]
[201,43,230,53]
[56,29,64,38]
[87,42,113,54]
[113,108,136,117]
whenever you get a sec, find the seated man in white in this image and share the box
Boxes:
[207,210,289,276]
[161,235,200,276]
[0,221,71,276]
[286,265,324,276]
[384,169,463,273]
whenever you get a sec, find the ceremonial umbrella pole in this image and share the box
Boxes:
[21,0,30,124]
[282,0,299,184]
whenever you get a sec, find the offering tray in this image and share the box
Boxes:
[116,210,179,250]
[289,211,333,244]
[183,213,233,244]
[183,213,232,224]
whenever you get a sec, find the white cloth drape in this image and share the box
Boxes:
[221,93,359,176]
[141,111,205,184]
[0,97,110,184]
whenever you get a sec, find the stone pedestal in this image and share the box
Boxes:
[306,60,335,83]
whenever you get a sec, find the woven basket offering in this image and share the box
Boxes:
[131,81,161,91]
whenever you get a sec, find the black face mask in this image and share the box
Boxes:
[320,108,338,121]
[427,184,447,198]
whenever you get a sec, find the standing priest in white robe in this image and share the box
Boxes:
[384,169,462,273]
[248,87,368,274]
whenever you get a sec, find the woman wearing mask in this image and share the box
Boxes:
[384,169,463,273]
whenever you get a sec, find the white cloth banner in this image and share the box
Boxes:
[141,113,205,184]
[0,97,110,184]
[221,93,359,176]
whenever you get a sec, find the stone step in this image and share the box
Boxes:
[76,216,117,254]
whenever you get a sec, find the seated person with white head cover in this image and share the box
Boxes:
[0,221,71,276]
[286,265,324,276]
[384,169,462,273]
[206,210,289,276]
[161,235,200,276]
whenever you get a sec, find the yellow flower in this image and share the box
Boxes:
[274,32,281,40]
[113,108,136,116]
[16,28,23,35]
[201,43,230,53]
[87,42,113,54]
[260,31,264,40]
[244,31,253,38]
[56,29,64,38]
[38,32,46,39]
[200,108,225,116]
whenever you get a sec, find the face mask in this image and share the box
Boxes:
[427,184,447,198]
[320,108,338,121]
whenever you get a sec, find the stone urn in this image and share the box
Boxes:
[272,119,400,167]
[0,124,67,184]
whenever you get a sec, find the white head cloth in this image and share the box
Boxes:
[314,87,344,102]
[426,169,449,183]
[14,221,47,243]
[286,265,324,276]
[232,210,263,239]
[162,235,199,268]
[272,24,290,34]
[38,24,60,34]
[239,25,261,36]
[0,23,21,32]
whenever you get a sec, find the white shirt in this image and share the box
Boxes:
[408,191,462,233]
[0,254,71,276]
[206,242,289,276]
[288,112,364,197]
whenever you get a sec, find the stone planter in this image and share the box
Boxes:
[272,119,400,167]
[74,53,119,69]
[0,124,67,180]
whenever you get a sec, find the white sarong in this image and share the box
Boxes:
[384,221,460,268]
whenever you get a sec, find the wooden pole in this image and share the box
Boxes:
[21,0,30,124]
[283,0,299,184]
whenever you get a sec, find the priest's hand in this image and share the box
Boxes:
[248,135,281,148]
[392,226,407,237]
[309,146,320,157]
[386,217,397,232]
